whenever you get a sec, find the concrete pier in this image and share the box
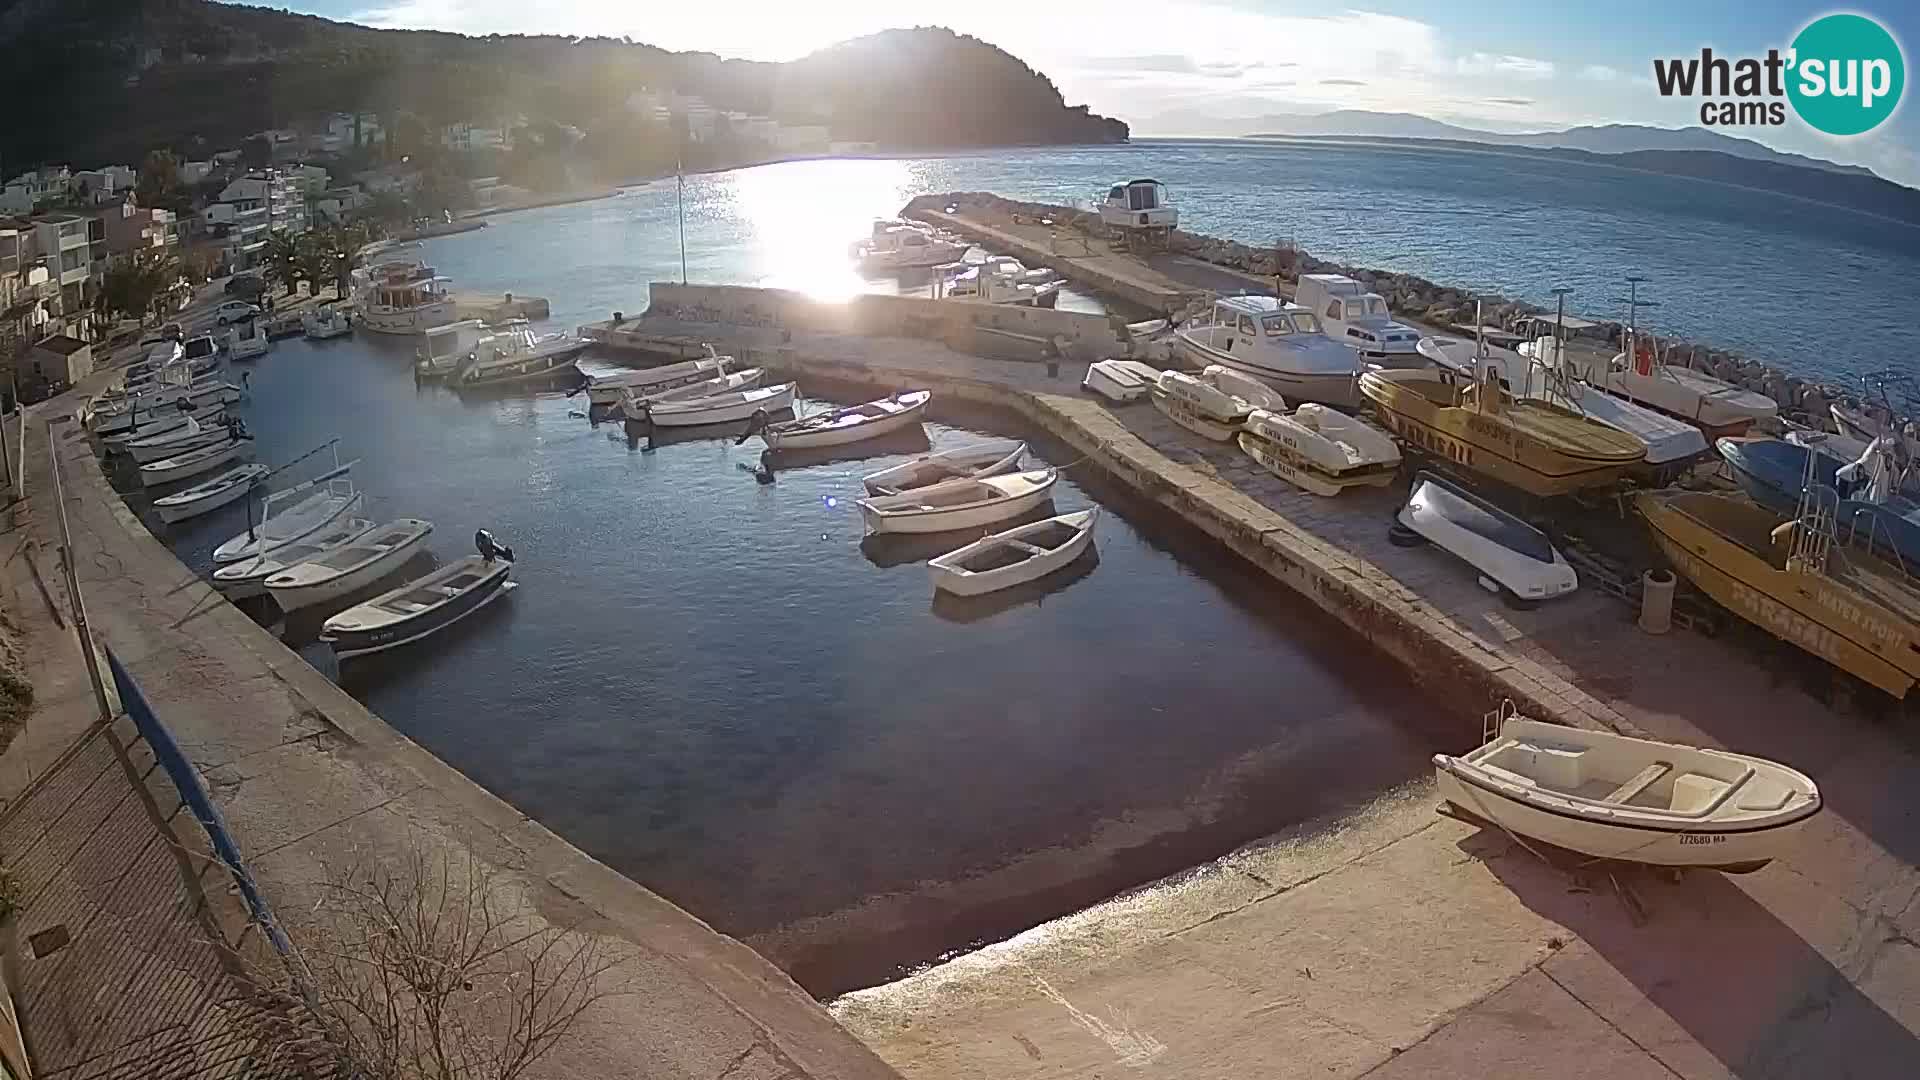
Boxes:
[455,290,551,323]
[908,205,1202,315]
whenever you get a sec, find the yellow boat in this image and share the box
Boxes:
[1359,365,1646,497]
[1635,489,1920,698]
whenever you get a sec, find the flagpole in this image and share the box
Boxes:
[677,148,688,286]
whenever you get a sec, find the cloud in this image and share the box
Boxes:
[1072,54,1200,74]
[1579,64,1625,81]
[1321,78,1367,86]
[1457,52,1556,79]
[1485,97,1535,106]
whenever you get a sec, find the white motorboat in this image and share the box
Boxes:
[124,415,244,464]
[414,319,489,379]
[757,390,931,452]
[1559,330,1776,437]
[1294,274,1426,368]
[303,303,353,340]
[320,543,512,659]
[265,517,436,614]
[862,442,1026,495]
[1097,179,1177,232]
[179,335,221,375]
[212,516,377,600]
[352,242,459,334]
[858,467,1058,535]
[1151,370,1253,442]
[226,319,270,360]
[454,320,589,389]
[936,259,1062,308]
[104,403,230,449]
[138,437,254,487]
[642,383,797,428]
[929,508,1099,596]
[1395,472,1577,607]
[587,352,734,406]
[854,221,968,271]
[1082,359,1161,403]
[152,463,269,525]
[1174,295,1361,407]
[211,465,361,565]
[616,370,765,421]
[1239,405,1401,496]
[1435,711,1820,872]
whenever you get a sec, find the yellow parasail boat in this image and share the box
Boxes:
[1636,488,1920,698]
[1359,354,1646,497]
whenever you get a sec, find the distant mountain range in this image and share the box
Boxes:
[1242,110,1875,178]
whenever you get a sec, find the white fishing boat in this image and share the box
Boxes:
[303,303,353,340]
[1294,274,1426,368]
[1150,370,1253,442]
[212,516,377,600]
[1239,405,1401,496]
[319,541,512,659]
[413,319,489,379]
[587,351,734,406]
[862,442,1026,495]
[138,437,254,487]
[152,463,270,525]
[756,390,931,452]
[352,242,459,335]
[226,319,270,360]
[1097,179,1177,232]
[1173,295,1361,407]
[124,415,243,464]
[1081,359,1161,403]
[1557,329,1776,437]
[265,518,436,614]
[103,403,230,449]
[1435,709,1820,872]
[616,370,765,421]
[854,221,967,270]
[642,383,797,428]
[1395,472,1578,607]
[1496,336,1710,467]
[858,468,1058,535]
[453,320,588,389]
[929,508,1099,596]
[211,463,361,565]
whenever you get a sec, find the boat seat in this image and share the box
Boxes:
[1474,762,1537,789]
[1005,540,1047,556]
[1670,772,1732,815]
[1603,761,1672,805]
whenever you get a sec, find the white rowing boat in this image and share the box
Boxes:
[102,403,229,448]
[643,383,797,428]
[124,416,238,464]
[862,442,1026,495]
[152,464,269,524]
[212,516,377,600]
[857,467,1058,535]
[616,370,765,421]
[265,518,436,613]
[758,390,931,452]
[138,438,254,487]
[1435,710,1820,872]
[929,508,1099,596]
[211,470,362,565]
[586,353,733,405]
[320,552,514,659]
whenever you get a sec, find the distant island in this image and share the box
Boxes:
[0,3,1126,171]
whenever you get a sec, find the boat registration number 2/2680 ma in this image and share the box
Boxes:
[1679,833,1728,846]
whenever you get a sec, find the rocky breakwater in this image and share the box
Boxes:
[905,191,1880,434]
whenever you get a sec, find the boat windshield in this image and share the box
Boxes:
[1260,314,1294,335]
[1263,313,1321,335]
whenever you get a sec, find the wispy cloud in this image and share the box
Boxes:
[1321,78,1367,87]
[1457,53,1556,79]
[1579,64,1625,81]
[1485,97,1535,106]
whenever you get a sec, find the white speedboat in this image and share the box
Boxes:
[104,404,230,450]
[587,352,734,406]
[757,390,930,452]
[212,516,377,600]
[642,383,797,428]
[1082,359,1161,403]
[303,303,353,340]
[929,508,1099,597]
[320,545,512,659]
[616,370,765,421]
[454,320,587,389]
[138,437,254,487]
[1151,370,1254,442]
[212,467,362,565]
[1097,179,1176,231]
[1174,295,1361,407]
[1435,711,1820,872]
[265,517,436,614]
[227,320,270,360]
[352,242,459,335]
[858,468,1058,535]
[1395,472,1577,607]
[152,463,269,524]
[1294,273,1426,368]
[1558,330,1776,437]
[862,442,1026,495]
[1239,405,1400,496]
[855,222,967,271]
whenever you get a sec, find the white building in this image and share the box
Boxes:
[311,185,370,225]
[27,213,94,321]
[179,160,215,185]
[201,170,307,270]
[1,167,73,213]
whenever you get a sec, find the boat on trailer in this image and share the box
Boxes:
[1395,471,1578,607]
[320,537,514,659]
[929,508,1099,596]
[858,468,1058,535]
[1239,405,1401,496]
[755,390,931,452]
[1561,328,1776,438]
[862,442,1026,496]
[1173,295,1361,408]
[1082,360,1161,403]
[1436,706,1820,872]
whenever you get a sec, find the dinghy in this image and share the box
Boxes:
[755,390,931,452]
[211,465,362,565]
[1081,359,1161,403]
[152,463,269,525]
[320,541,514,660]
[862,442,1026,495]
[1435,710,1820,872]
[1395,471,1578,607]
[138,437,254,487]
[616,369,765,420]
[265,518,436,613]
[1239,405,1401,496]
[642,383,797,428]
[1151,370,1253,441]
[858,468,1059,535]
[124,415,244,464]
[929,508,1099,596]
[586,351,733,405]
[212,516,377,600]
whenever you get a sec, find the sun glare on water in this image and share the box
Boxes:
[727,157,914,302]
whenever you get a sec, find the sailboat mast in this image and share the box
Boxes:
[677,151,688,287]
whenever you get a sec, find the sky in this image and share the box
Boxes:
[273,1,1919,185]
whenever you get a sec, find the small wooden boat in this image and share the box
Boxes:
[213,516,376,599]
[265,518,436,613]
[757,390,931,452]
[1081,359,1161,403]
[643,383,797,428]
[152,463,269,524]
[1151,370,1251,442]
[138,437,254,487]
[617,369,764,420]
[929,508,1099,596]
[862,442,1026,495]
[1239,405,1400,496]
[587,352,733,405]
[125,416,240,464]
[211,469,361,565]
[320,551,514,659]
[1435,710,1820,872]
[858,468,1058,535]
[102,403,229,448]
[1396,472,1578,606]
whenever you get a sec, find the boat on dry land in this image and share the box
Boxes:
[862,442,1026,496]
[1173,295,1361,408]
[1239,404,1400,496]
[1395,472,1578,607]
[858,468,1058,535]
[1436,707,1820,873]
[1082,359,1161,403]
[929,508,1099,596]
[1151,369,1258,442]
[1555,328,1776,438]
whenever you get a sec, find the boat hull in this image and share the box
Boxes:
[859,473,1058,535]
[1082,360,1158,403]
[764,395,929,451]
[267,523,435,613]
[357,300,461,335]
[586,358,730,405]
[862,443,1025,495]
[456,350,582,389]
[213,491,361,564]
[647,385,797,427]
[127,427,231,465]
[1150,387,1239,441]
[1237,431,1394,496]
[153,466,267,525]
[929,511,1098,596]
[101,404,229,445]
[140,440,253,487]
[1717,437,1920,567]
[1173,335,1360,409]
[321,568,514,659]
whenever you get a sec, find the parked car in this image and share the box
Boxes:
[214,300,262,326]
[224,274,267,299]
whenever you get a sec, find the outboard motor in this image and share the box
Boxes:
[475,529,515,564]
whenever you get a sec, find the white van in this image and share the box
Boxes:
[1294,273,1425,367]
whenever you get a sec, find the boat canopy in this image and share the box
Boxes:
[1107,179,1168,210]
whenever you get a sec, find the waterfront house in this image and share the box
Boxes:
[99,200,179,258]
[24,212,94,322]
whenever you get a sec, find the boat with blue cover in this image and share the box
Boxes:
[1716,436,1920,567]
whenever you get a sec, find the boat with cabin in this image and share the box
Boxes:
[303,302,353,340]
[352,242,458,335]
[319,533,512,659]
[935,257,1062,308]
[1239,405,1401,496]
[1173,295,1362,408]
[854,221,968,271]
[227,318,270,360]
[929,508,1100,597]
[453,320,588,389]
[1098,179,1176,232]
[179,334,221,375]
[1294,273,1426,368]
